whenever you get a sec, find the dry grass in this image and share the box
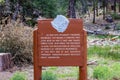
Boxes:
[0,21,33,66]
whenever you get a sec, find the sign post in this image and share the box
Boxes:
[33,19,87,80]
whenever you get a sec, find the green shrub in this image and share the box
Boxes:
[93,65,112,80]
[116,23,120,30]
[0,0,5,4]
[0,48,4,52]
[111,63,120,79]
[26,19,37,27]
[111,13,120,20]
[0,22,33,65]
[105,26,111,29]
[42,71,58,80]
[10,72,27,80]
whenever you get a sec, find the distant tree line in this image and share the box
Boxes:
[0,0,120,25]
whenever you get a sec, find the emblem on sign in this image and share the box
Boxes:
[51,15,69,33]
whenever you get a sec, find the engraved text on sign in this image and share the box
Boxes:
[40,34,81,59]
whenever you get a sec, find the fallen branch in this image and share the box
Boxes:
[85,29,120,36]
[87,60,97,65]
[85,29,108,35]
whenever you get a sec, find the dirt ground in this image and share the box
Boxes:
[0,65,33,80]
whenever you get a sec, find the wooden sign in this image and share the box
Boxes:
[34,19,87,80]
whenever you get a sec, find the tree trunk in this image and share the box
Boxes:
[96,0,99,16]
[68,0,76,18]
[119,2,120,12]
[114,0,117,13]
[80,0,88,14]
[93,0,96,23]
[106,0,108,14]
[103,0,106,20]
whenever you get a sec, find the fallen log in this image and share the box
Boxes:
[85,29,120,36]
[85,29,108,35]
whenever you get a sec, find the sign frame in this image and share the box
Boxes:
[33,19,87,80]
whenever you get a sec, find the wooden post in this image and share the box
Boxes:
[79,31,87,80]
[34,30,41,80]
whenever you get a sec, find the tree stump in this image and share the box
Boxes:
[0,53,12,71]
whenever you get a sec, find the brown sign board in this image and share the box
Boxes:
[34,19,87,80]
